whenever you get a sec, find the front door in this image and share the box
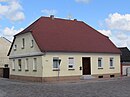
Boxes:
[82,57,91,75]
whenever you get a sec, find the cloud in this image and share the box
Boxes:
[2,26,23,41]
[105,13,130,32]
[116,32,128,40]
[75,0,91,3]
[99,13,130,49]
[0,0,25,22]
[41,9,57,16]
[98,30,112,37]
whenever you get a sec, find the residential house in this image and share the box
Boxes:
[118,47,130,76]
[0,37,11,77]
[8,15,121,82]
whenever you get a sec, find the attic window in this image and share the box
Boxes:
[14,45,17,51]
[21,38,25,49]
[31,40,34,48]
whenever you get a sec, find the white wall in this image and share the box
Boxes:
[42,52,120,77]
[0,37,11,67]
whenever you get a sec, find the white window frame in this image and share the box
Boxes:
[18,59,22,71]
[12,59,15,70]
[68,57,75,69]
[31,40,34,48]
[53,57,59,70]
[21,38,25,49]
[98,57,103,68]
[14,45,17,51]
[25,58,29,71]
[33,58,37,71]
[110,57,114,69]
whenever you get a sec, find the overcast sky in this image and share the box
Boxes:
[0,0,130,49]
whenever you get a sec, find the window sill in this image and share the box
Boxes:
[53,68,60,71]
[33,70,37,72]
[25,69,29,72]
[110,67,115,69]
[68,68,75,70]
[98,67,103,69]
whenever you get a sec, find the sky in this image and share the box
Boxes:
[0,0,130,49]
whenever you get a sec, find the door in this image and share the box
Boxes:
[82,57,91,75]
[3,68,10,78]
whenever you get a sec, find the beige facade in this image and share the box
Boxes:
[9,32,121,81]
[0,37,11,67]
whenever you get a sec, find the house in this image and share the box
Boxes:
[118,47,130,76]
[8,15,121,82]
[0,37,11,77]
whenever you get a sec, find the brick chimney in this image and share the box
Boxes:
[50,15,54,20]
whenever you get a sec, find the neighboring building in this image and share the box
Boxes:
[8,15,121,82]
[0,37,11,77]
[119,47,130,76]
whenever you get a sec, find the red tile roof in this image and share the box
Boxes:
[14,16,121,54]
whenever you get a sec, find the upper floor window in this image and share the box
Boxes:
[98,57,103,68]
[22,38,25,49]
[31,40,34,48]
[14,45,17,51]
[68,57,75,69]
[18,59,22,71]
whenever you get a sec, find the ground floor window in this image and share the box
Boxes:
[53,57,59,69]
[33,58,37,71]
[25,58,29,71]
[98,57,103,68]
[12,59,15,71]
[18,59,22,71]
[68,57,75,69]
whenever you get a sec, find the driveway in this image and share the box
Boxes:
[0,77,130,97]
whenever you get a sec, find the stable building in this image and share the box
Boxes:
[8,15,121,82]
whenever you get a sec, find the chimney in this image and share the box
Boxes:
[50,15,54,20]
[74,19,77,21]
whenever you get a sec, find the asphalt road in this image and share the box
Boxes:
[0,77,130,97]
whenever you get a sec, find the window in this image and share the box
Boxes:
[98,57,103,68]
[14,45,17,51]
[68,57,74,69]
[110,58,114,67]
[18,59,22,71]
[31,40,34,48]
[110,58,114,69]
[33,58,37,71]
[22,38,25,49]
[25,58,29,71]
[53,57,59,69]
[12,59,15,71]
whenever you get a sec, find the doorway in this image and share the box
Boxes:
[82,57,91,75]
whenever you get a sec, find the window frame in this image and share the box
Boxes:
[25,58,29,71]
[12,59,15,71]
[110,57,114,69]
[68,57,75,70]
[33,58,37,71]
[53,57,60,70]
[31,40,34,48]
[98,57,103,69]
[18,59,22,71]
[14,45,17,51]
[21,38,25,49]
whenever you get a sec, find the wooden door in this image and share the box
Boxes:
[82,57,91,75]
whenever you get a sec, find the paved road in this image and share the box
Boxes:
[0,77,130,97]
